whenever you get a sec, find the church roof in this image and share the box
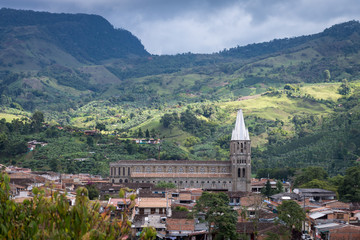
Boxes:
[231,109,250,141]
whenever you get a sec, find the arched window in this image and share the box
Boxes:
[146,167,151,173]
[135,167,141,173]
[118,167,121,176]
[243,168,246,178]
[128,168,130,176]
[179,167,184,173]
[119,179,123,183]
[168,167,173,173]
[240,143,243,153]
[112,179,114,183]
[123,167,125,176]
[157,166,163,173]
[111,167,113,176]
[211,167,216,173]
[238,168,241,178]
[200,167,205,173]
[125,179,128,183]
[237,142,240,150]
[189,167,194,173]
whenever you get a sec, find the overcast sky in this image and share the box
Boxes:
[1,0,359,54]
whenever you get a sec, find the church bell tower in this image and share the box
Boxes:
[230,110,251,192]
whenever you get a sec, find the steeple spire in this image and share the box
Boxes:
[231,109,250,140]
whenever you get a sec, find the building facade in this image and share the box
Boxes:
[110,110,251,192]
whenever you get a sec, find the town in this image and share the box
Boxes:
[2,110,359,239]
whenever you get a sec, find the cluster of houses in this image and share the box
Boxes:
[2,165,360,240]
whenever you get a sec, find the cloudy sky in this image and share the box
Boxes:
[1,0,359,54]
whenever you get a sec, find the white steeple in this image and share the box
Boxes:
[231,109,250,140]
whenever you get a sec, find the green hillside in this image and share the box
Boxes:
[1,9,360,176]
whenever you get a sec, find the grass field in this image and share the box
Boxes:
[0,113,22,122]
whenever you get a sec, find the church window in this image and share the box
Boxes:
[128,168,130,175]
[237,142,240,150]
[112,179,114,183]
[111,168,113,176]
[123,167,125,176]
[200,167,205,173]
[157,166,163,173]
[243,168,246,178]
[135,167,141,173]
[118,167,121,176]
[119,179,123,183]
[168,167,173,173]
[238,168,241,178]
[211,167,216,173]
[189,167,194,173]
[240,143,243,153]
[221,167,227,173]
[179,167,184,173]
[125,179,128,183]
[146,167,151,173]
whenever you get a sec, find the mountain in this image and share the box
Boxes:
[0,8,360,113]
[0,8,149,64]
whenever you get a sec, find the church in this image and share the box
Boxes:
[109,109,251,192]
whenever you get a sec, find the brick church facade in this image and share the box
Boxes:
[109,110,251,192]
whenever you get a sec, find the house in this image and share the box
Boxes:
[328,224,360,240]
[269,192,301,203]
[251,178,290,193]
[294,188,336,202]
[84,130,98,136]
[166,218,195,239]
[136,197,171,216]
[309,208,350,224]
[131,214,167,238]
[227,191,249,206]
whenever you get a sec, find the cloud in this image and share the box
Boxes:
[1,0,359,54]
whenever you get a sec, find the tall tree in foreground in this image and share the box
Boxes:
[277,200,305,239]
[194,192,238,240]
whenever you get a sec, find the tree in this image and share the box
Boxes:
[31,111,44,132]
[338,78,351,95]
[261,179,274,197]
[95,122,106,131]
[85,183,99,200]
[0,172,129,239]
[140,226,157,240]
[194,192,238,240]
[338,165,360,202]
[155,181,176,189]
[324,69,331,82]
[300,179,337,192]
[138,128,144,138]
[293,166,328,187]
[275,180,284,193]
[145,129,150,138]
[277,200,305,235]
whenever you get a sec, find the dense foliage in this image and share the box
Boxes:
[0,172,129,239]
[194,192,239,240]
